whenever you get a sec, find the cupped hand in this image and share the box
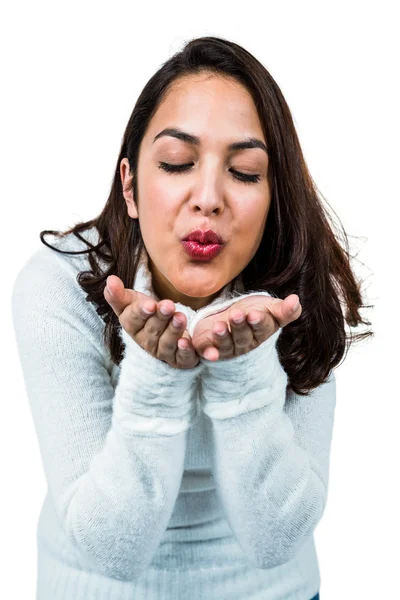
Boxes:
[104,275,200,369]
[191,294,302,361]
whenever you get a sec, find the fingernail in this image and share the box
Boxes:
[292,301,300,312]
[248,318,260,325]
[215,327,227,336]
[172,316,181,327]
[232,313,245,324]
[106,277,114,297]
[160,305,173,316]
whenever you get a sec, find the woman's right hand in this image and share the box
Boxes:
[104,275,200,369]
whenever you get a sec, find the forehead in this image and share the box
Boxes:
[145,73,266,148]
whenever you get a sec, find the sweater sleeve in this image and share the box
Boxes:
[11,247,204,582]
[193,294,336,570]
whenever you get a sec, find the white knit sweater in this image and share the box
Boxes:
[11,226,336,599]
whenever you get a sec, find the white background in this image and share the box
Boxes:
[2,1,399,598]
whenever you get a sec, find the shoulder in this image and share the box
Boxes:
[13,225,100,298]
[13,230,83,301]
[12,227,106,355]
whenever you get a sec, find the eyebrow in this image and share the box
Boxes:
[153,127,268,155]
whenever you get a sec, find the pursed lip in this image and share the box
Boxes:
[182,228,224,244]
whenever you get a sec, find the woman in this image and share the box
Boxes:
[12,35,372,599]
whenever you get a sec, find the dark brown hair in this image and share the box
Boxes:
[39,35,373,396]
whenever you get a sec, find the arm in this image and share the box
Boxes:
[194,297,336,569]
[11,248,203,581]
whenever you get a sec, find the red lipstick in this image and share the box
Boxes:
[181,228,225,261]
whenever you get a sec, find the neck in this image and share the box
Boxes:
[151,273,227,311]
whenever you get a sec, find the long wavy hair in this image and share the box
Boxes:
[39,35,373,396]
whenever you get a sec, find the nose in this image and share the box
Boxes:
[188,161,225,216]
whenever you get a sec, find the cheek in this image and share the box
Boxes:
[140,179,176,218]
[235,196,269,232]
[146,180,181,216]
[233,198,269,253]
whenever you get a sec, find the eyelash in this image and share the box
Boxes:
[157,162,261,184]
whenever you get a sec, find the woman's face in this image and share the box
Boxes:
[121,72,271,310]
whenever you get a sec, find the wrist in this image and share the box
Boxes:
[200,328,287,402]
[114,327,203,431]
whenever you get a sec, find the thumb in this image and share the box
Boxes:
[265,294,301,328]
[104,275,138,317]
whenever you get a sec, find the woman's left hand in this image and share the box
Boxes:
[191,294,302,361]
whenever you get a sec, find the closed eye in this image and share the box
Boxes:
[157,162,261,184]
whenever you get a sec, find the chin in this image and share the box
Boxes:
[180,287,216,299]
[174,280,220,299]
[171,266,230,298]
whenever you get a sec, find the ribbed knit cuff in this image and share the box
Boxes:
[200,327,289,419]
[112,327,204,436]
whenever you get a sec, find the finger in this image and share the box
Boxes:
[202,346,220,361]
[176,331,200,368]
[265,294,302,328]
[192,330,221,361]
[158,313,200,368]
[143,300,177,354]
[104,275,157,318]
[286,294,302,318]
[158,310,187,353]
[177,330,194,351]
[191,317,228,361]
[228,308,256,355]
[105,275,162,340]
[119,298,157,340]
[246,309,274,342]
[211,321,234,358]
